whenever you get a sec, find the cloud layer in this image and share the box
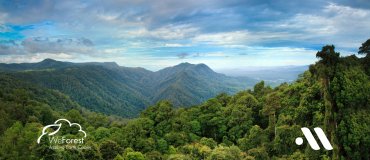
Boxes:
[0,0,369,70]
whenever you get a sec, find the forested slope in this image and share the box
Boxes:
[0,42,369,159]
[9,65,150,117]
[0,60,255,117]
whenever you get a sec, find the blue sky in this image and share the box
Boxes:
[0,0,369,70]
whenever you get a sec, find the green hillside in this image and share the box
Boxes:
[151,63,256,106]
[8,65,150,117]
[0,60,256,117]
[0,42,369,159]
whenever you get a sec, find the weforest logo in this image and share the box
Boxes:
[37,119,90,150]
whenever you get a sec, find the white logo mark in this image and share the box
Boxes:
[37,119,86,144]
[295,127,333,150]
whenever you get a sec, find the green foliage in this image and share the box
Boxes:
[247,147,269,160]
[125,151,146,160]
[157,138,168,153]
[207,145,243,160]
[100,140,122,160]
[238,125,268,151]
[0,43,369,159]
[316,45,340,67]
[0,60,257,118]
[358,38,370,56]
[114,154,124,160]
[200,137,217,149]
[145,151,163,160]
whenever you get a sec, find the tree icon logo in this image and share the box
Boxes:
[37,119,87,144]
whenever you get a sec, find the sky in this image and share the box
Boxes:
[0,0,369,70]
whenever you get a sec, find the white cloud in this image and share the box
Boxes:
[164,43,188,47]
[0,23,11,32]
[193,30,250,45]
[269,3,370,48]
[285,14,337,35]
[192,30,297,47]
[288,3,370,36]
[0,37,96,55]
[203,52,228,57]
[0,53,75,63]
[124,24,199,40]
[22,37,94,54]
[101,48,127,54]
[0,12,7,24]
[0,1,368,68]
[324,3,368,17]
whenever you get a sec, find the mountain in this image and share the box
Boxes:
[7,65,151,117]
[1,49,368,159]
[150,63,256,106]
[0,58,73,71]
[0,59,257,117]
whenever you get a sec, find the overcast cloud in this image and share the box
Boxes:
[0,0,369,70]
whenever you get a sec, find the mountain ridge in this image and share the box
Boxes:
[0,59,256,117]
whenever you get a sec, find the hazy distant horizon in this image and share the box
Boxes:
[0,58,310,72]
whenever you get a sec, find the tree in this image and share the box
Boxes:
[316,45,340,67]
[208,145,243,160]
[167,154,191,160]
[157,138,168,153]
[314,45,341,159]
[65,109,85,124]
[0,121,23,159]
[253,81,265,97]
[114,154,124,160]
[358,39,370,75]
[145,151,163,160]
[93,127,111,142]
[120,118,154,150]
[198,99,223,140]
[262,92,281,138]
[238,125,268,151]
[83,141,102,159]
[140,101,173,136]
[247,147,269,160]
[179,143,211,159]
[125,151,145,160]
[13,89,29,107]
[273,125,302,155]
[225,104,254,142]
[358,38,370,56]
[188,120,201,135]
[100,140,122,160]
[114,148,149,160]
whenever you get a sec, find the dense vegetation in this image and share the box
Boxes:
[0,60,255,117]
[0,41,369,159]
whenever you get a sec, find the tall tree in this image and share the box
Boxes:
[359,39,370,75]
[262,92,281,139]
[314,45,340,159]
[358,39,370,56]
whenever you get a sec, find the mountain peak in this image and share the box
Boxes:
[176,62,193,67]
[38,58,64,66]
[180,62,191,65]
[101,62,119,68]
[171,62,213,72]
[41,58,58,63]
[35,58,75,69]
[190,63,217,76]
[195,63,210,69]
